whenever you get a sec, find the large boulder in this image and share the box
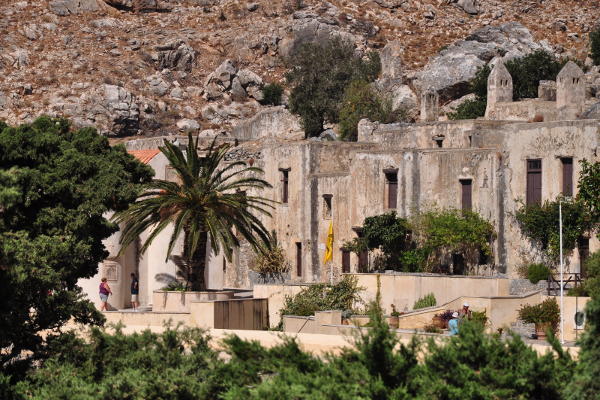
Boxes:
[454,0,479,15]
[49,0,100,15]
[156,41,196,72]
[77,85,140,136]
[415,22,552,101]
[103,0,160,11]
[279,17,359,59]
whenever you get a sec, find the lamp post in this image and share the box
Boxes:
[559,199,565,345]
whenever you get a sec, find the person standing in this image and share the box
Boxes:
[449,312,460,335]
[130,273,139,311]
[99,277,112,311]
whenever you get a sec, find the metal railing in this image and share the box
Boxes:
[546,272,583,296]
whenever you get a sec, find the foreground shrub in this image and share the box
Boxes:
[413,293,437,310]
[279,276,363,317]
[527,263,551,284]
[12,301,583,400]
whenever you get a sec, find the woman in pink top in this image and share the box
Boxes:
[99,277,112,311]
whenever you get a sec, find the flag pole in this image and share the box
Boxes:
[559,199,564,345]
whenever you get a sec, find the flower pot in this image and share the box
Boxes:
[535,322,551,340]
[388,316,399,329]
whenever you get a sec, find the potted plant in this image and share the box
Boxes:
[432,310,454,329]
[388,304,401,329]
[518,298,560,340]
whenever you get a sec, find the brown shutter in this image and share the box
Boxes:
[526,160,542,206]
[342,250,351,273]
[296,242,302,277]
[561,157,573,197]
[385,171,398,209]
[358,250,368,272]
[460,179,472,211]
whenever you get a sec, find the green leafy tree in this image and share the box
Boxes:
[286,38,381,137]
[515,197,593,263]
[590,26,600,66]
[578,160,600,234]
[362,211,414,271]
[0,117,152,376]
[339,80,408,141]
[115,133,273,291]
[412,209,496,273]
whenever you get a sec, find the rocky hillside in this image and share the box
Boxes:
[0,0,598,137]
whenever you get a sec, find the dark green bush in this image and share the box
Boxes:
[260,83,284,106]
[590,27,600,66]
[286,38,381,137]
[447,97,487,120]
[527,263,551,284]
[515,198,592,263]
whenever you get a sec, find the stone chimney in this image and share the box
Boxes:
[420,87,439,122]
[485,61,513,118]
[556,61,585,119]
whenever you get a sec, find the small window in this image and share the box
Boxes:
[468,135,472,147]
[279,168,290,204]
[561,157,573,197]
[460,179,472,211]
[435,138,444,148]
[526,159,542,206]
[341,249,351,274]
[222,258,227,272]
[323,194,332,219]
[295,242,302,277]
[384,169,398,209]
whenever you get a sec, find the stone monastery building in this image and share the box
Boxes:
[80,61,600,310]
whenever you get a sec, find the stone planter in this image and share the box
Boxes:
[535,322,552,340]
[152,290,235,313]
[388,316,399,329]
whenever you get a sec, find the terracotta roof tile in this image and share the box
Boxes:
[128,149,160,164]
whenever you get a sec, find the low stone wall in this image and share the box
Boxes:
[253,284,307,327]
[352,273,510,314]
[152,290,235,312]
[105,297,269,331]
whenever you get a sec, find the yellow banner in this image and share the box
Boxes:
[324,221,333,263]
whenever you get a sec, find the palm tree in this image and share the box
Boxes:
[114,133,273,291]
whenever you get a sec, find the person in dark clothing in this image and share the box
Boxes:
[130,273,139,311]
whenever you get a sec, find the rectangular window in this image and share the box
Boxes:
[280,169,289,204]
[384,170,398,209]
[341,250,351,273]
[561,157,573,197]
[526,159,542,206]
[222,258,227,272]
[295,242,302,277]
[358,250,368,272]
[323,194,332,219]
[460,179,472,211]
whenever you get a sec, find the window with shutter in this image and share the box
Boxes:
[526,159,542,205]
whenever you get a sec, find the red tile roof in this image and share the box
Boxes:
[128,149,160,164]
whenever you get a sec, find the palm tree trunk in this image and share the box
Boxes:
[184,229,208,291]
